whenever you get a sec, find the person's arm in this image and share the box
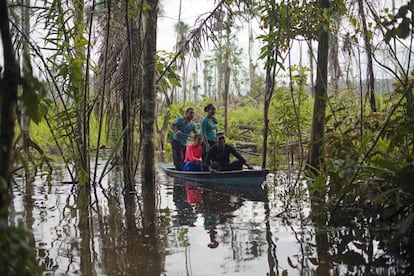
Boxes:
[192,123,198,135]
[229,145,253,169]
[203,147,216,173]
[200,119,209,146]
[171,117,184,136]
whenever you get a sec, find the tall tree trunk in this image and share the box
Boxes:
[357,0,377,112]
[72,0,89,185]
[307,0,329,173]
[223,30,231,136]
[142,0,158,186]
[123,1,142,192]
[203,61,209,98]
[156,89,172,162]
[262,24,277,170]
[329,26,342,95]
[0,0,19,218]
[223,65,230,136]
[308,40,315,96]
[22,0,33,182]
[248,16,255,95]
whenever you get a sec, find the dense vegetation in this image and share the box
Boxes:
[1,0,413,273]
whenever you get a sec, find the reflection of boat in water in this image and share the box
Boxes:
[200,181,268,202]
[161,166,269,188]
[173,179,268,203]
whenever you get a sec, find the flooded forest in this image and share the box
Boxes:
[1,0,413,275]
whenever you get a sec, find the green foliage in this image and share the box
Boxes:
[157,50,182,91]
[29,121,55,150]
[89,115,108,149]
[382,0,414,42]
[20,75,51,124]
[320,77,414,253]
[227,102,264,141]
[0,218,41,276]
[268,85,312,142]
[258,0,346,68]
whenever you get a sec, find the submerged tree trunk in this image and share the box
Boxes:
[0,0,19,218]
[22,0,33,182]
[307,0,329,174]
[141,0,158,186]
[122,1,143,192]
[73,0,89,184]
[262,24,277,170]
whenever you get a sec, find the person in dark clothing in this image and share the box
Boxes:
[203,134,254,173]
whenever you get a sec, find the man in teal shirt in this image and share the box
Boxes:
[171,108,197,170]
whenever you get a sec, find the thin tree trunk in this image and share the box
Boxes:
[329,26,341,95]
[357,0,377,112]
[156,95,171,162]
[223,30,231,136]
[224,65,230,136]
[0,0,19,218]
[141,0,158,186]
[73,0,88,181]
[248,16,255,95]
[262,24,277,170]
[307,0,329,173]
[123,1,143,192]
[308,40,315,96]
[22,0,33,182]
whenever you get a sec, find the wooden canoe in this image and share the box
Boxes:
[161,166,269,188]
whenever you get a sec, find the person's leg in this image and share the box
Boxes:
[201,143,207,161]
[202,140,217,161]
[183,160,201,171]
[172,139,185,170]
[194,162,202,171]
[189,161,202,171]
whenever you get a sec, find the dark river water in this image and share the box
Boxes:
[9,162,411,275]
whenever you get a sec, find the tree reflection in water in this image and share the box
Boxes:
[8,165,414,275]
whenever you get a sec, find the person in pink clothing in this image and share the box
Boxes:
[182,135,203,171]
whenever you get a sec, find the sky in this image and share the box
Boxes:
[158,0,217,52]
[1,0,410,85]
[156,0,264,97]
[157,0,259,68]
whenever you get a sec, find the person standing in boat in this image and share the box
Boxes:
[200,103,218,160]
[170,107,198,170]
[182,134,203,171]
[204,134,254,173]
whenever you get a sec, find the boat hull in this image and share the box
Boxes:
[161,166,269,187]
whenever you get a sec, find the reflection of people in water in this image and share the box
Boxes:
[208,229,219,249]
[202,190,244,249]
[185,182,203,205]
[172,180,197,226]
